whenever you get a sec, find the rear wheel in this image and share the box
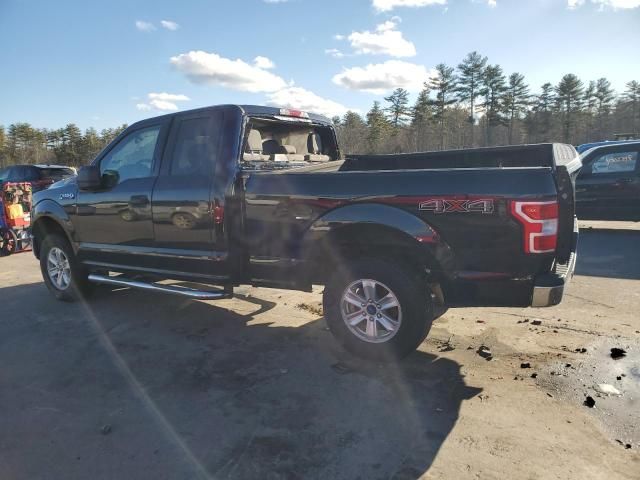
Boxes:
[323,258,434,360]
[39,234,92,301]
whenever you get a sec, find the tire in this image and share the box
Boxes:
[39,233,92,302]
[1,228,18,256]
[323,258,434,361]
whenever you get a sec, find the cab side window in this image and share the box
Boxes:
[100,126,161,183]
[589,151,638,175]
[170,113,222,176]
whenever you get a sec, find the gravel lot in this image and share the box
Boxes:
[0,225,639,479]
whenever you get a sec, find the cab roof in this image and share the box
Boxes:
[132,104,333,129]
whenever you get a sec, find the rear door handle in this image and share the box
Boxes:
[129,195,149,206]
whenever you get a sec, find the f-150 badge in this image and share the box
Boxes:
[419,198,494,214]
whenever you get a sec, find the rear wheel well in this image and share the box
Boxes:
[32,217,70,259]
[307,223,441,290]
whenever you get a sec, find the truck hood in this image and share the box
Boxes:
[33,175,78,206]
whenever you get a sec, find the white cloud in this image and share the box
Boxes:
[334,34,345,40]
[346,19,416,57]
[593,0,640,7]
[266,87,351,117]
[569,0,639,8]
[263,0,290,3]
[372,0,446,12]
[325,48,346,58]
[171,50,288,93]
[169,50,352,117]
[136,92,190,111]
[486,0,497,6]
[160,20,179,30]
[135,20,156,32]
[254,56,275,69]
[333,60,434,94]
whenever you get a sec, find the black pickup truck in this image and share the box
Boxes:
[31,105,581,359]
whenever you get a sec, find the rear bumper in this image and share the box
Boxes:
[531,221,578,307]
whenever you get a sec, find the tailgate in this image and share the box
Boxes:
[552,144,582,264]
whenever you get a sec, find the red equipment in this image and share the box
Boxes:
[0,182,33,256]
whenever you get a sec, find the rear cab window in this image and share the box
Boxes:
[241,116,338,172]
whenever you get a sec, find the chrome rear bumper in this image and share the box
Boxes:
[531,249,577,307]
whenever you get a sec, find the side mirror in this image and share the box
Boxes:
[77,165,102,191]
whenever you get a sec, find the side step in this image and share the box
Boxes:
[88,274,233,300]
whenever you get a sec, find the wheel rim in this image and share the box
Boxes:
[340,279,402,343]
[174,214,193,229]
[47,247,71,290]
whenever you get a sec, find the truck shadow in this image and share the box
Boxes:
[575,229,640,280]
[0,282,481,480]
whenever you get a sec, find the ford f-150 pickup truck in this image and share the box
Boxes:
[31,105,581,359]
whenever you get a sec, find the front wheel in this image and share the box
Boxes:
[39,234,92,301]
[323,258,434,360]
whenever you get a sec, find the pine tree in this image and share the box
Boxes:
[411,84,433,150]
[336,111,368,155]
[555,74,584,143]
[594,78,615,139]
[456,51,487,147]
[82,127,102,162]
[504,72,530,144]
[480,64,507,145]
[528,82,555,142]
[384,88,410,128]
[412,85,432,125]
[429,63,457,150]
[366,102,391,153]
[622,80,640,132]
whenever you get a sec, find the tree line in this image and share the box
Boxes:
[0,123,127,169]
[333,51,640,155]
[1,51,639,167]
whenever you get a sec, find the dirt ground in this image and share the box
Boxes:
[0,225,638,480]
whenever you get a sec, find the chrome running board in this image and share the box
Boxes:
[88,274,232,300]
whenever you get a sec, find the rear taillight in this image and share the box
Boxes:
[510,200,559,254]
[213,205,224,225]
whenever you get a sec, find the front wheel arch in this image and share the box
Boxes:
[31,216,73,259]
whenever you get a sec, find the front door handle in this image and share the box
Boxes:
[129,195,149,206]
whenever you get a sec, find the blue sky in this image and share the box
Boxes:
[1,0,639,130]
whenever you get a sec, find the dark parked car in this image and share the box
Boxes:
[0,164,76,192]
[576,141,640,220]
[31,105,581,360]
[575,139,639,154]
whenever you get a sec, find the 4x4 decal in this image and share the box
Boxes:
[419,198,494,214]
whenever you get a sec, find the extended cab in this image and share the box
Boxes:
[31,105,581,359]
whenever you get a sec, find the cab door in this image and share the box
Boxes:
[150,109,228,279]
[576,146,640,220]
[72,120,169,269]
